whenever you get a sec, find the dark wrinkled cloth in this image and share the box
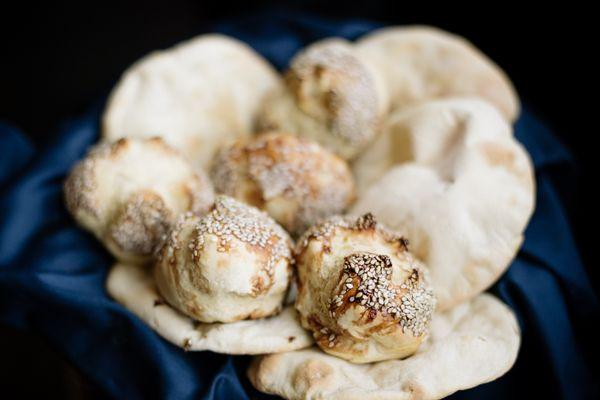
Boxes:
[1,13,598,400]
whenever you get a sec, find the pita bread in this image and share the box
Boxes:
[356,26,519,121]
[106,262,313,354]
[249,293,520,400]
[103,34,281,170]
[351,99,535,310]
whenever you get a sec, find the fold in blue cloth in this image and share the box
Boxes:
[1,14,598,400]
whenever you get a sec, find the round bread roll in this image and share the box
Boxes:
[211,132,356,236]
[103,34,282,170]
[257,39,389,159]
[154,195,294,323]
[64,137,214,264]
[356,26,520,121]
[351,99,535,311]
[295,213,436,363]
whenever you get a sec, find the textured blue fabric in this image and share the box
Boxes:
[1,14,598,400]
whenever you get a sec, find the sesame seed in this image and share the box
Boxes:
[160,196,291,294]
[327,251,435,337]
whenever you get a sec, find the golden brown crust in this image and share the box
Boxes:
[330,255,433,334]
[155,196,294,323]
[109,137,131,157]
[287,40,381,148]
[188,196,292,281]
[64,158,97,218]
[256,39,389,160]
[295,212,402,256]
[64,137,214,264]
[107,190,172,256]
[211,132,355,236]
[294,213,436,363]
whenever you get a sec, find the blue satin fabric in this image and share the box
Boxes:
[1,14,598,400]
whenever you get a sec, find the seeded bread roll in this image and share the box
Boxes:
[211,132,355,236]
[295,213,435,363]
[64,137,214,264]
[154,195,294,323]
[257,39,389,160]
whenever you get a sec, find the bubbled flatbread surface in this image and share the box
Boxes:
[102,34,281,169]
[249,293,520,400]
[106,263,313,354]
[356,26,519,121]
[351,98,535,310]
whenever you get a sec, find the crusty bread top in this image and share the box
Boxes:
[64,137,214,263]
[211,132,355,235]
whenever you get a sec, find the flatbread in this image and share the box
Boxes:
[106,262,313,354]
[356,26,519,121]
[249,293,520,400]
[351,99,535,310]
[103,34,281,170]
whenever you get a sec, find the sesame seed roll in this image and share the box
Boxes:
[154,195,293,323]
[211,132,355,237]
[295,213,435,363]
[64,137,214,264]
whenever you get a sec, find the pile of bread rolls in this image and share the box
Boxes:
[64,27,534,399]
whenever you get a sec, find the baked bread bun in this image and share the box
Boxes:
[257,39,389,159]
[154,195,293,323]
[352,99,535,310]
[103,34,282,169]
[64,137,214,264]
[295,213,435,363]
[356,26,519,121]
[211,132,355,236]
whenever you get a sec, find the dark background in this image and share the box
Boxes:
[0,1,594,398]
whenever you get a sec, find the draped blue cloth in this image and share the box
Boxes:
[1,14,598,400]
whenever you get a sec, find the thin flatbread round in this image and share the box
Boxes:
[356,26,519,121]
[351,98,535,310]
[106,263,313,354]
[103,34,281,169]
[249,293,520,400]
